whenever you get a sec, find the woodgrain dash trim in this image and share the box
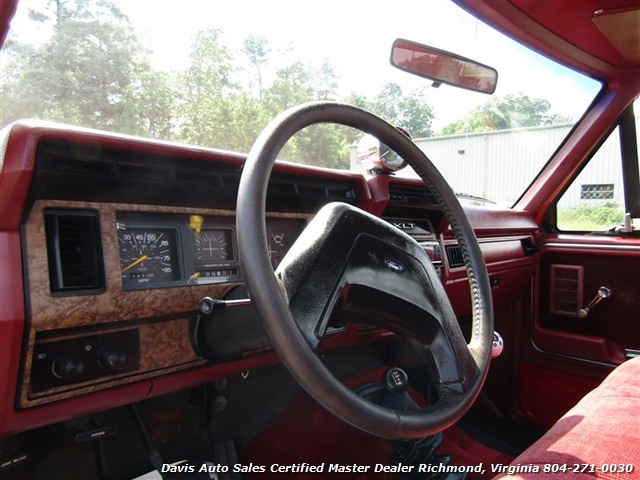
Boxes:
[22,317,206,407]
[20,200,310,406]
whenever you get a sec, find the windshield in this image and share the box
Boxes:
[0,0,601,206]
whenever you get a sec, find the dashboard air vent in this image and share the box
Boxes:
[45,210,105,294]
[268,177,357,203]
[174,169,221,187]
[388,185,438,207]
[445,245,465,269]
[49,156,114,177]
[118,163,172,182]
[550,264,583,317]
[35,140,358,212]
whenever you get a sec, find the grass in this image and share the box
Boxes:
[557,202,624,232]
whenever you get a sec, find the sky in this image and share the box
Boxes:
[114,0,601,131]
[8,0,601,132]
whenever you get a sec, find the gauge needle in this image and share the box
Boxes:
[121,255,148,273]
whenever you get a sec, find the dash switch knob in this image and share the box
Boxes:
[491,331,504,359]
[54,357,85,379]
[99,348,128,370]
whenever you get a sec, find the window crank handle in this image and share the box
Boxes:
[577,286,612,318]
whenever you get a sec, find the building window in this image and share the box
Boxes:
[580,184,614,200]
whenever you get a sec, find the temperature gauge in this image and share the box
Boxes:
[267,230,288,269]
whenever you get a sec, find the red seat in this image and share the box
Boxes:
[494,356,640,479]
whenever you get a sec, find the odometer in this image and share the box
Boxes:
[118,227,181,289]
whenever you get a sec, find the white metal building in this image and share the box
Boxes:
[352,120,638,208]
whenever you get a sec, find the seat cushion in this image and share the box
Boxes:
[493,357,640,479]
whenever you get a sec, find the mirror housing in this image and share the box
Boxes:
[391,38,498,94]
[357,127,412,174]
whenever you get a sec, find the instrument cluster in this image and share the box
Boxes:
[116,211,305,290]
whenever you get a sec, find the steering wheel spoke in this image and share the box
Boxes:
[274,204,354,349]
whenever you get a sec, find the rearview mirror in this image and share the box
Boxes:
[391,38,498,94]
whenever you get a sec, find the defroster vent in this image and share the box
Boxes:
[45,210,105,294]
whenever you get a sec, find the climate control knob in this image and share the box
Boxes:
[99,348,128,370]
[53,356,85,379]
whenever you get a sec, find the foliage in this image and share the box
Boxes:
[262,61,314,114]
[346,83,434,139]
[288,125,354,169]
[440,93,572,135]
[1,1,442,168]
[557,202,625,231]
[310,58,338,101]
[1,0,153,133]
[176,28,236,147]
[130,69,176,139]
[242,35,270,100]
[1,2,569,171]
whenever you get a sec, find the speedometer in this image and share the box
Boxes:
[118,227,181,289]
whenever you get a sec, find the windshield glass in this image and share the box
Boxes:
[0,0,601,206]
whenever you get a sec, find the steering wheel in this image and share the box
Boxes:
[236,102,493,440]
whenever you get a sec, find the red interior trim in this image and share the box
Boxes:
[0,0,18,48]
[519,364,601,428]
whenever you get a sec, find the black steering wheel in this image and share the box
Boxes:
[237,102,493,440]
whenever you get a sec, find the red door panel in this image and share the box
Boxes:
[519,236,639,426]
[533,241,640,366]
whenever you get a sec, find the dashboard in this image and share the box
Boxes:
[0,121,539,438]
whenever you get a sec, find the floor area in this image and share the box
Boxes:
[239,377,540,480]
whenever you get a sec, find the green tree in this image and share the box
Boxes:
[440,92,572,135]
[341,92,372,146]
[261,61,313,161]
[1,0,154,132]
[176,28,236,146]
[344,92,370,110]
[346,82,434,138]
[243,35,270,101]
[286,124,351,169]
[395,88,434,138]
[220,91,269,153]
[1,6,435,168]
[127,69,176,139]
[260,58,354,168]
[263,61,314,115]
[312,58,338,101]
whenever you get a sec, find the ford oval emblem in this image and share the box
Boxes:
[384,259,404,273]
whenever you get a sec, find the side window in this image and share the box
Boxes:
[556,100,639,232]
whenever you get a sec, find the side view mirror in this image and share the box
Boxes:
[357,127,412,173]
[390,38,498,94]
